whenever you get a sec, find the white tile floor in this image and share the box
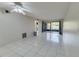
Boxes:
[0,31,79,57]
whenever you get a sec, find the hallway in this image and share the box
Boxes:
[0,32,78,57]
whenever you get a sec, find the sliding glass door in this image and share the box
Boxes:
[47,21,59,31]
[51,22,59,30]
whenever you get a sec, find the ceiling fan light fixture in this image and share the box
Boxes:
[11,5,26,15]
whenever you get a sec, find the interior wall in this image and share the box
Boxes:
[64,20,79,33]
[0,12,35,46]
[64,3,79,34]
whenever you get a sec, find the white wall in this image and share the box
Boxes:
[0,12,35,46]
[64,20,79,33]
[64,3,79,34]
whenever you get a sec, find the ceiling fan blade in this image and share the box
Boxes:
[14,2,22,6]
[10,2,32,15]
[7,2,16,6]
[20,7,31,13]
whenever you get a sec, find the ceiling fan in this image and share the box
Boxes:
[10,2,30,15]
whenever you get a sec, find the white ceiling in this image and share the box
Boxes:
[0,2,70,20]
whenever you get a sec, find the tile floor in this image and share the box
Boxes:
[0,31,79,57]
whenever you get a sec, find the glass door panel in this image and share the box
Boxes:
[51,22,59,30]
[47,22,51,30]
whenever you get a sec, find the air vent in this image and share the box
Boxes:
[22,33,27,39]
